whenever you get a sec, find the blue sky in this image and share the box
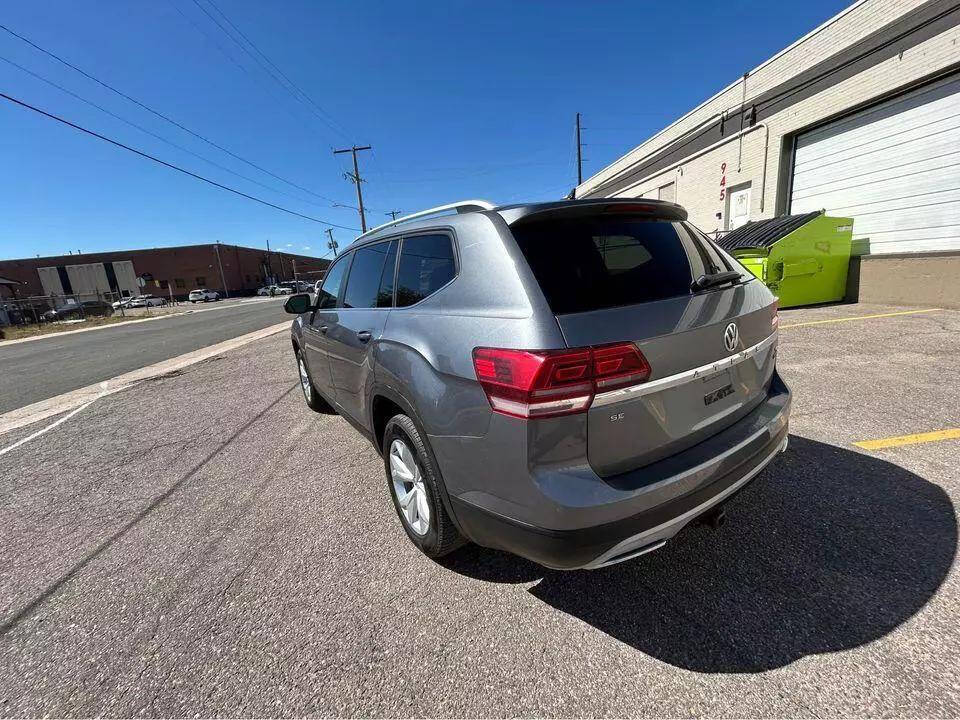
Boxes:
[0,0,850,261]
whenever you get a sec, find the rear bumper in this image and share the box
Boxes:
[450,373,791,570]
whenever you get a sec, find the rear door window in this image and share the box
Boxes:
[342,242,392,309]
[376,239,399,308]
[510,217,696,314]
[396,234,456,307]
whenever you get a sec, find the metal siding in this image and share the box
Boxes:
[36,266,64,296]
[791,75,960,254]
[64,263,112,296]
[112,260,139,295]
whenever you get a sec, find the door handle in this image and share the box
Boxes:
[356,330,372,343]
[318,325,328,334]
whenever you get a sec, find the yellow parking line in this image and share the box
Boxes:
[854,428,960,451]
[780,307,940,329]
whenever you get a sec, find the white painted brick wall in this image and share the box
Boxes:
[577,0,958,232]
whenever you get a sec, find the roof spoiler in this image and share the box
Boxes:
[499,198,688,225]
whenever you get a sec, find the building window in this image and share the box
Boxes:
[195,276,206,286]
[175,278,185,288]
[158,279,169,290]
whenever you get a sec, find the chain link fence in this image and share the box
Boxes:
[0,290,179,328]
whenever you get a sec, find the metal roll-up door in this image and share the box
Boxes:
[790,75,960,254]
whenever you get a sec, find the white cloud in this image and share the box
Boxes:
[285,243,293,248]
[302,246,311,251]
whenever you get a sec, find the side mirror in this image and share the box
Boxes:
[284,293,312,315]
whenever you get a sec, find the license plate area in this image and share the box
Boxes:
[702,369,735,406]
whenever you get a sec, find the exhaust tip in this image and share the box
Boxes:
[701,506,727,530]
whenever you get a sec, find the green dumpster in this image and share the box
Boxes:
[715,211,854,308]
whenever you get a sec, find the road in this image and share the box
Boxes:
[0,298,290,413]
[0,302,957,716]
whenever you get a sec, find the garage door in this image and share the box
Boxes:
[790,75,960,254]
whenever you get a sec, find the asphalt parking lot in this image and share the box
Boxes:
[1,302,958,717]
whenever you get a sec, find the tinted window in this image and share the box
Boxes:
[343,242,391,309]
[686,223,750,279]
[317,254,350,309]
[511,217,695,315]
[376,239,398,308]
[396,234,456,308]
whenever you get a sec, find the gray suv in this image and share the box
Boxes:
[285,199,790,570]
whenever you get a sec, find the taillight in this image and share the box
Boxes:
[592,343,652,391]
[472,343,650,419]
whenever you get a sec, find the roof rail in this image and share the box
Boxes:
[355,199,496,241]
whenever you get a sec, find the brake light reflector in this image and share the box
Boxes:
[592,343,652,391]
[472,343,650,419]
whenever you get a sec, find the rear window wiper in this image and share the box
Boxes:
[691,270,742,292]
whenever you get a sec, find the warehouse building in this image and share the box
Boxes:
[0,243,329,300]
[575,0,960,307]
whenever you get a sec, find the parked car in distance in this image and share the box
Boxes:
[257,285,293,296]
[287,198,790,571]
[128,294,166,308]
[285,280,313,293]
[188,288,220,303]
[43,300,114,321]
[111,296,138,309]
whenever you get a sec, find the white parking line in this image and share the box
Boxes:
[0,398,97,458]
[0,321,290,438]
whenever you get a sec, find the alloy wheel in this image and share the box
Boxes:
[298,355,312,403]
[389,438,430,536]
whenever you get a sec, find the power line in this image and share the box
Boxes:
[0,54,338,211]
[0,90,359,230]
[0,21,343,206]
[204,0,351,140]
[189,0,348,141]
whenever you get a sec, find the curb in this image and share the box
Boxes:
[0,321,290,435]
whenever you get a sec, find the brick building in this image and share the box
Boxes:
[0,243,330,300]
[575,0,960,307]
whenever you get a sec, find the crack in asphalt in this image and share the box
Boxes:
[0,383,299,639]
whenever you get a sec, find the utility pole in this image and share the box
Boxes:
[575,112,583,186]
[325,228,339,257]
[265,238,274,284]
[292,258,298,288]
[214,240,229,298]
[333,145,372,232]
[385,210,402,221]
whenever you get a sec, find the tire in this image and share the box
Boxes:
[383,413,465,558]
[296,349,331,412]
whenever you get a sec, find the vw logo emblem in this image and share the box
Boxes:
[723,322,739,352]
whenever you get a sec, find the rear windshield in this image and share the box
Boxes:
[511,217,699,315]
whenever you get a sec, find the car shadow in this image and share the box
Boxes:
[440,436,957,672]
